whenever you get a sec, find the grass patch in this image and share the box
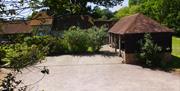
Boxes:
[170,36,180,69]
[172,36,180,57]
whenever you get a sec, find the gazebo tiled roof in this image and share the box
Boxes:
[109,13,173,34]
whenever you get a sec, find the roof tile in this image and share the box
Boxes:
[109,13,173,34]
[0,21,32,34]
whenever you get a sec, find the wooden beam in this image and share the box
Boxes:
[119,35,121,56]
[111,34,113,47]
[115,35,117,53]
[109,33,110,44]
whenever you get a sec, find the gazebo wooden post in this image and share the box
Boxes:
[109,33,111,45]
[115,35,117,53]
[118,35,121,56]
[112,34,114,47]
[110,33,112,47]
[109,33,111,44]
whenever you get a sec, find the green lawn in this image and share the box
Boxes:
[171,36,180,69]
[172,36,180,57]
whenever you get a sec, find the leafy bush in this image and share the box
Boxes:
[87,27,107,52]
[0,43,46,70]
[48,38,67,55]
[24,36,66,55]
[0,26,107,69]
[24,36,53,47]
[137,34,163,68]
[63,26,107,53]
[0,48,6,65]
[63,27,89,53]
[1,34,30,44]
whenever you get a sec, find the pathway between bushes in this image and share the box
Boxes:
[16,45,180,91]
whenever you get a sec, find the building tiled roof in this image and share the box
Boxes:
[53,15,94,31]
[109,13,173,34]
[0,21,32,34]
[30,12,53,26]
[30,19,53,26]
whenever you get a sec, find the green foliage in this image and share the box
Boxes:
[172,36,180,57]
[87,27,107,52]
[23,27,107,55]
[48,38,67,55]
[130,0,180,35]
[24,35,66,55]
[137,34,163,68]
[92,6,113,20]
[0,48,6,65]
[1,34,30,43]
[63,26,107,53]
[0,48,6,59]
[0,26,107,69]
[129,0,147,6]
[114,5,140,19]
[0,43,45,70]
[24,36,53,47]
[42,0,123,15]
[116,0,180,35]
[63,27,89,53]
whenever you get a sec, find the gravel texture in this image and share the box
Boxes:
[15,45,180,91]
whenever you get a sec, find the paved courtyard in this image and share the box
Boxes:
[16,53,180,91]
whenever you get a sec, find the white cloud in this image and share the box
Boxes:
[109,0,128,12]
[87,0,129,12]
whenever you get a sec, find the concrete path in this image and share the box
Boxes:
[16,54,180,91]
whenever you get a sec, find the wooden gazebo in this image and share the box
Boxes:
[109,13,173,63]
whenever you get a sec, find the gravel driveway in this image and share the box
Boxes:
[15,55,180,91]
[15,45,180,91]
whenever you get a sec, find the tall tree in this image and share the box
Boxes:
[116,0,180,35]
[139,0,180,35]
[92,6,113,20]
[128,0,147,6]
[42,0,124,15]
[114,5,140,19]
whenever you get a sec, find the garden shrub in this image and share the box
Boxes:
[24,36,66,55]
[63,27,89,53]
[0,26,107,69]
[63,26,107,53]
[137,34,163,68]
[0,48,6,65]
[87,26,107,52]
[48,38,67,55]
[0,43,46,70]
[2,34,30,43]
[24,36,53,47]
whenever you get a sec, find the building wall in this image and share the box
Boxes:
[32,25,52,35]
[52,15,94,31]
[124,33,172,53]
[94,20,117,29]
[124,52,172,64]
